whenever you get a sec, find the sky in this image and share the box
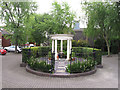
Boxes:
[0,0,90,28]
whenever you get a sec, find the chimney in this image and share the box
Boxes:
[74,21,80,30]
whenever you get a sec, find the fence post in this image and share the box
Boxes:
[93,50,96,65]
[28,48,31,59]
[70,48,72,74]
[51,50,55,73]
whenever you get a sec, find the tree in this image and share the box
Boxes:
[50,1,76,34]
[0,1,37,53]
[82,2,119,56]
[24,13,52,46]
[115,1,120,38]
[30,14,50,45]
[25,2,76,45]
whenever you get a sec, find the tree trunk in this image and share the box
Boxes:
[105,38,110,56]
[15,37,18,53]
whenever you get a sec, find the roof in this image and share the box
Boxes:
[50,34,74,40]
[73,28,85,31]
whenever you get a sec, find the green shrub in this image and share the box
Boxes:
[78,39,89,47]
[72,47,102,65]
[94,38,120,54]
[72,52,75,57]
[66,59,97,73]
[110,38,120,54]
[22,46,51,63]
[72,40,89,47]
[72,40,78,47]
[48,51,51,58]
[27,57,52,73]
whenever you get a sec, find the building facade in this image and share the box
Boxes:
[73,22,94,46]
[0,29,11,47]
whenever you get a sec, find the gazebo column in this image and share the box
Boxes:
[67,39,70,60]
[52,40,54,53]
[55,39,57,60]
[70,40,72,54]
[61,40,63,52]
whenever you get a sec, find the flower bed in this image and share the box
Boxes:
[27,57,52,73]
[66,59,97,73]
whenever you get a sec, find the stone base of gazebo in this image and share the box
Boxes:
[54,58,68,74]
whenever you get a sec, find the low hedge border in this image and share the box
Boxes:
[26,65,97,78]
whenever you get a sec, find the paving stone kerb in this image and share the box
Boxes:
[26,65,97,78]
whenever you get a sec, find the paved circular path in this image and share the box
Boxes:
[2,53,118,88]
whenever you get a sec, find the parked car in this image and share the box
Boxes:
[4,45,22,53]
[29,44,34,47]
[0,47,7,55]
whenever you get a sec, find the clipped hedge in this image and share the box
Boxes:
[22,46,51,63]
[22,46,102,65]
[72,40,89,47]
[72,47,102,65]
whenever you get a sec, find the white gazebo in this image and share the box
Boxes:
[50,34,74,60]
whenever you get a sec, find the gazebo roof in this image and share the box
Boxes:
[50,34,74,40]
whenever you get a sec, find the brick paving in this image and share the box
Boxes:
[2,53,118,88]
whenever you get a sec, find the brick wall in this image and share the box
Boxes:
[73,31,94,46]
[2,36,11,47]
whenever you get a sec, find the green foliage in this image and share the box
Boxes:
[94,38,106,50]
[0,2,37,52]
[48,51,51,58]
[77,39,89,47]
[82,2,119,56]
[72,52,75,57]
[111,38,120,54]
[72,40,89,47]
[95,37,120,54]
[72,47,102,65]
[66,59,96,73]
[51,1,76,34]
[25,14,51,45]
[27,57,51,73]
[22,46,50,63]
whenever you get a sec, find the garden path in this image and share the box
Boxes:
[54,58,70,75]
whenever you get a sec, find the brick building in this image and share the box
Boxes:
[73,22,94,46]
[0,29,11,47]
